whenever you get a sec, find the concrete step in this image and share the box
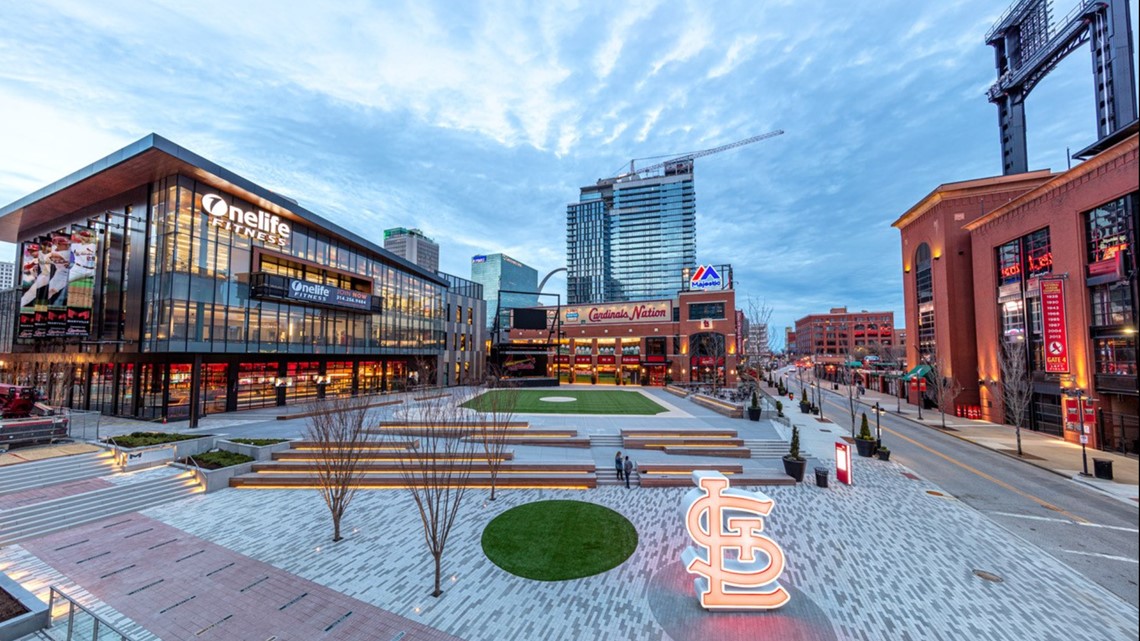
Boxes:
[593,465,638,487]
[590,435,624,449]
[0,471,201,547]
[743,439,811,460]
[0,451,119,496]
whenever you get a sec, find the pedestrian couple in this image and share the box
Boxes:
[614,451,635,489]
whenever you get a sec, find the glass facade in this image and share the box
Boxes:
[567,170,695,304]
[470,253,538,329]
[3,155,448,422]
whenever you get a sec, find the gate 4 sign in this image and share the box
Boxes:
[1040,279,1069,373]
[681,471,789,610]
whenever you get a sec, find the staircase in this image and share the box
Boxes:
[0,470,202,547]
[590,434,624,450]
[743,439,811,460]
[0,450,120,497]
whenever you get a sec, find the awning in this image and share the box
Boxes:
[899,364,931,381]
[845,361,863,368]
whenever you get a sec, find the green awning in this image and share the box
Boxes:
[899,364,931,381]
[845,361,862,368]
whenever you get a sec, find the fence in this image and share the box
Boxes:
[1099,410,1139,456]
[47,586,141,641]
[65,409,104,441]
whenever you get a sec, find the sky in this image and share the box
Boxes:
[1,0,1137,347]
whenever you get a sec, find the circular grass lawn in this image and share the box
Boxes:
[481,500,638,581]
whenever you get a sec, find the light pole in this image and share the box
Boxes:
[875,402,882,444]
[1069,387,1093,477]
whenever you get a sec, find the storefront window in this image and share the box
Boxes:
[997,240,1021,286]
[1090,284,1134,327]
[1086,195,1134,264]
[1095,337,1137,376]
[1024,228,1052,279]
[688,302,725,320]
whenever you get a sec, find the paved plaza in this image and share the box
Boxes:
[1,387,1138,640]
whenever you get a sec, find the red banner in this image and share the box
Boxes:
[574,355,593,364]
[1040,279,1069,373]
[554,355,570,364]
[621,355,641,364]
[835,442,852,485]
[1064,397,1079,426]
[597,355,616,364]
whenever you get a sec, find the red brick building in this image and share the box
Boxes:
[793,307,895,364]
[506,288,740,386]
[896,133,1138,452]
[892,172,1054,408]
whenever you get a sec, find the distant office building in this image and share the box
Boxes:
[0,287,16,353]
[0,261,14,289]
[567,163,695,304]
[785,327,796,356]
[384,227,439,273]
[746,322,769,358]
[470,253,538,329]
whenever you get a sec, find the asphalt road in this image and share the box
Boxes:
[805,378,1140,608]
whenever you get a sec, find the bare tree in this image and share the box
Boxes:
[303,395,374,542]
[842,356,860,437]
[999,338,1033,456]
[386,396,476,597]
[475,369,520,500]
[927,355,963,430]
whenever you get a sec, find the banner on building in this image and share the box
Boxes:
[33,235,52,337]
[16,241,42,339]
[1040,278,1069,374]
[66,227,99,337]
[46,231,72,336]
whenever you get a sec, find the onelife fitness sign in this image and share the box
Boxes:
[681,471,790,610]
[286,278,370,311]
[202,193,292,247]
[1040,278,1069,373]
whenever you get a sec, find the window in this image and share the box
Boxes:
[1001,300,1025,341]
[914,244,933,311]
[1090,284,1134,327]
[997,240,1021,286]
[1094,337,1137,376]
[1086,195,1134,265]
[1024,228,1052,279]
[688,302,725,320]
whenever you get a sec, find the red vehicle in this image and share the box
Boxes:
[0,384,70,449]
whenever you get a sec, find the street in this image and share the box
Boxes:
[787,369,1140,608]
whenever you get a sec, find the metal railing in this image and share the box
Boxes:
[65,409,103,441]
[48,586,141,641]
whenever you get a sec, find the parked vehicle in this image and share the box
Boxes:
[0,384,69,450]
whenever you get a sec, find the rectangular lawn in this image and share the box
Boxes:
[461,390,669,415]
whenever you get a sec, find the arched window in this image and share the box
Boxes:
[915,243,933,304]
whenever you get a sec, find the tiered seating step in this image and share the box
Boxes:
[276,398,403,420]
[635,463,792,487]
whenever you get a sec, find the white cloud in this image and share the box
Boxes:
[707,34,759,79]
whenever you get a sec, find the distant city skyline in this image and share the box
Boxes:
[1,0,1136,346]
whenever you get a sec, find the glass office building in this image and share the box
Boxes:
[567,166,695,304]
[0,134,447,425]
[470,253,538,330]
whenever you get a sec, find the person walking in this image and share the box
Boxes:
[624,455,634,489]
[614,451,624,481]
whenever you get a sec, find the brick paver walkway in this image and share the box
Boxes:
[0,477,113,511]
[19,513,463,641]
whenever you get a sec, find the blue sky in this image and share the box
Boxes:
[1,0,1137,346]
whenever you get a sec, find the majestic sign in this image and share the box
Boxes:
[690,265,722,290]
[202,193,291,247]
[472,255,487,263]
[681,471,790,610]
[1040,278,1069,373]
[561,301,670,325]
[286,278,371,311]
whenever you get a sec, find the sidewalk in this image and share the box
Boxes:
[776,371,1139,506]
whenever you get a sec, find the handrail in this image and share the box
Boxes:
[48,585,142,641]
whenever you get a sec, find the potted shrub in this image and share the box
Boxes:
[782,425,807,482]
[775,400,784,417]
[748,391,762,421]
[855,412,876,457]
[799,390,810,413]
[810,403,819,415]
[876,444,891,461]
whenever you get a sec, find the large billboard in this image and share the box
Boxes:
[16,241,43,339]
[14,227,99,340]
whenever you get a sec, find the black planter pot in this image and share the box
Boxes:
[855,438,876,457]
[811,405,819,415]
[783,456,807,482]
[799,403,811,414]
[748,407,761,421]
[877,449,891,461]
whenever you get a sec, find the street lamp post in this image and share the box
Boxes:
[1073,388,1092,477]
[875,402,882,444]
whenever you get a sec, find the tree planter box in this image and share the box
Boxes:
[782,457,807,483]
[174,460,255,493]
[217,439,293,462]
[854,438,876,458]
[876,449,892,462]
[747,407,761,421]
[0,572,48,641]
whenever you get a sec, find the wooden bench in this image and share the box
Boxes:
[253,461,594,474]
[286,440,418,450]
[620,429,738,438]
[412,392,452,401]
[623,437,746,449]
[638,473,795,488]
[664,385,690,398]
[690,394,744,418]
[272,450,514,462]
[230,472,597,489]
[637,463,745,476]
[660,446,752,458]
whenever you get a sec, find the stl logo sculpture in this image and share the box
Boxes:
[681,470,790,610]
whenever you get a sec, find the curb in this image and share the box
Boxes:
[878,404,1140,507]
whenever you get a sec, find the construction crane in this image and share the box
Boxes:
[621,129,784,181]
